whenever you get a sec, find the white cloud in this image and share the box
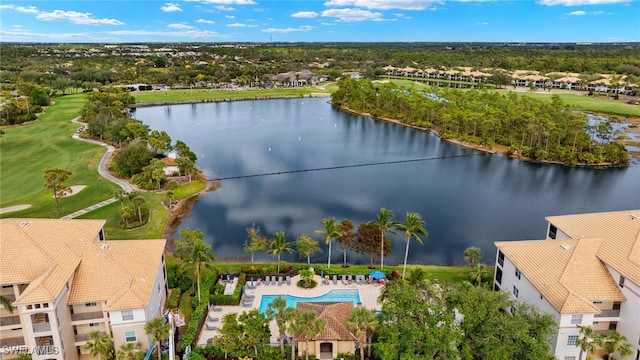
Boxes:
[36,10,124,25]
[538,0,630,5]
[107,29,226,39]
[0,4,40,14]
[262,25,316,33]
[323,0,440,10]
[185,0,256,4]
[227,22,258,27]
[566,9,604,14]
[226,15,236,19]
[161,3,183,12]
[215,5,236,11]
[321,8,383,22]
[168,23,195,29]
[196,19,216,24]
[292,11,319,18]
[321,22,337,25]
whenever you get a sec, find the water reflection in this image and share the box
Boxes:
[136,98,640,266]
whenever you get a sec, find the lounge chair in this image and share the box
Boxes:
[347,275,353,284]
[208,314,219,322]
[333,275,338,284]
[323,275,330,285]
[205,323,218,330]
[242,301,252,307]
[264,276,270,285]
[286,275,291,285]
[342,275,348,285]
[272,276,277,285]
[210,305,223,312]
[278,276,283,286]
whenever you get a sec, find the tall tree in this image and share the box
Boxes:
[463,247,484,268]
[597,330,633,360]
[315,217,342,269]
[175,228,216,303]
[214,313,244,358]
[347,306,379,360]
[266,231,294,273]
[43,167,72,218]
[298,310,325,360]
[116,342,142,360]
[369,208,399,270]
[354,222,391,268]
[243,223,269,263]
[577,325,596,360]
[336,219,356,267]
[396,212,428,279]
[115,188,127,210]
[238,309,271,358]
[470,263,490,286]
[145,317,170,360]
[0,295,13,313]
[295,234,322,264]
[83,330,115,360]
[266,296,291,356]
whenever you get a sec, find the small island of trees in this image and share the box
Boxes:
[332,78,630,166]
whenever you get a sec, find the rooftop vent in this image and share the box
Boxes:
[631,214,639,220]
[101,243,109,250]
[19,221,28,227]
[560,243,571,251]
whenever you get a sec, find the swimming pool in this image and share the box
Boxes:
[259,289,361,313]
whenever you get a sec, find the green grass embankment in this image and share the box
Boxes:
[132,87,331,105]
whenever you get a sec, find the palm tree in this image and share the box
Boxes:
[470,263,490,286]
[396,212,428,279]
[369,208,399,270]
[266,231,294,273]
[347,306,379,360]
[0,295,13,313]
[83,330,114,360]
[132,196,145,223]
[597,330,632,360]
[266,296,291,356]
[175,233,216,303]
[298,310,325,360]
[115,189,127,210]
[463,247,484,268]
[315,217,342,269]
[116,342,142,360]
[285,308,301,360]
[577,325,596,360]
[145,317,170,360]
[120,206,133,228]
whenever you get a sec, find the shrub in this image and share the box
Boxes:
[179,276,193,294]
[168,288,181,309]
[180,303,207,351]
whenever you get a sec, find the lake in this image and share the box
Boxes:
[135,97,639,266]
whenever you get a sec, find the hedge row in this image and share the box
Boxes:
[168,288,181,309]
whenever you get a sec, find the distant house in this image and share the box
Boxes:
[162,152,180,176]
[296,302,358,360]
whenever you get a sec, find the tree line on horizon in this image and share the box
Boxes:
[332,78,630,166]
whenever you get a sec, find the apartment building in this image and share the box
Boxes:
[0,218,167,360]
[493,209,640,360]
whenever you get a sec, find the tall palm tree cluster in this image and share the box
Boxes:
[577,325,633,360]
[463,246,490,287]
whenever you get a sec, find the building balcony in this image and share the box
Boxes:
[71,311,104,322]
[0,315,21,327]
[595,309,620,318]
[75,331,107,343]
[32,322,51,332]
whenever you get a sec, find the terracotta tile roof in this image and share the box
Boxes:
[547,209,640,286]
[296,302,358,341]
[0,219,165,311]
[495,238,625,314]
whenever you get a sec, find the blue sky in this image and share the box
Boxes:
[0,0,638,43]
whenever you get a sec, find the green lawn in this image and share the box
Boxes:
[132,87,331,104]
[0,94,118,217]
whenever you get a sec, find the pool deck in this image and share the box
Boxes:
[196,274,384,346]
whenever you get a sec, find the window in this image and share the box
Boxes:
[515,268,521,280]
[498,251,504,267]
[513,286,519,298]
[548,224,557,239]
[85,302,97,307]
[593,301,602,304]
[124,331,137,343]
[567,335,579,346]
[570,314,582,325]
[495,267,503,285]
[619,276,625,288]
[89,323,100,328]
[122,310,134,321]
[564,357,576,360]
[43,303,49,308]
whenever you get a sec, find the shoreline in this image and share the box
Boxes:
[131,92,331,108]
[335,104,630,168]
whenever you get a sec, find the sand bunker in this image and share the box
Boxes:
[57,185,87,198]
[0,204,32,214]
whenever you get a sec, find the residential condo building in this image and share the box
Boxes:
[0,218,167,360]
[493,209,640,360]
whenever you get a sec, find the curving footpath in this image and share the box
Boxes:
[62,119,137,219]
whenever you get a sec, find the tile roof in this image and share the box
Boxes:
[0,218,165,311]
[296,302,358,341]
[495,238,625,314]
[547,209,640,286]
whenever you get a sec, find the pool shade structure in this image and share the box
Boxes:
[369,270,386,279]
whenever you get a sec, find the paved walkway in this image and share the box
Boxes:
[61,119,138,219]
[196,274,384,347]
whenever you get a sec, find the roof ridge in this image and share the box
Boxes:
[558,238,604,313]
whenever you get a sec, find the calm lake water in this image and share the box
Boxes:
[135,97,639,266]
